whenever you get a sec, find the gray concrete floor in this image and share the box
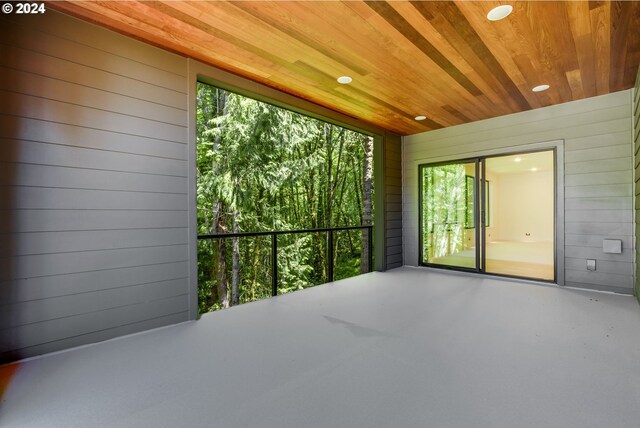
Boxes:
[2,267,640,428]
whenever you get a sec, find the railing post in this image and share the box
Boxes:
[271,233,278,296]
[327,230,334,282]
[368,226,373,273]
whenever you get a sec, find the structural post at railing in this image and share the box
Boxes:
[327,230,334,282]
[368,226,373,273]
[271,233,278,296]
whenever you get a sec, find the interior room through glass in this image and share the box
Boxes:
[420,150,555,282]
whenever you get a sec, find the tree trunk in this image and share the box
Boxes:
[352,155,363,224]
[212,89,229,309]
[231,206,240,306]
[325,123,333,228]
[360,136,374,273]
[251,238,260,301]
[216,202,229,308]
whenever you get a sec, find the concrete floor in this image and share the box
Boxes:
[2,267,640,428]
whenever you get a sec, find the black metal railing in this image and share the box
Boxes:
[198,225,373,296]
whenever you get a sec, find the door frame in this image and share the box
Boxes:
[418,147,558,284]
[418,157,481,274]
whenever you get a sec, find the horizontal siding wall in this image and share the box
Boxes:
[0,11,190,362]
[634,66,640,301]
[384,133,403,269]
[404,91,634,294]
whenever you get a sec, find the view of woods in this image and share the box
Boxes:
[196,82,374,314]
[421,164,473,263]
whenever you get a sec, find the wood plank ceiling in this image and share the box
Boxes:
[49,1,640,136]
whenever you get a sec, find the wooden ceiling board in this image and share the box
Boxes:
[342,2,484,125]
[289,1,470,128]
[625,3,640,86]
[591,1,612,94]
[47,0,640,136]
[565,1,597,99]
[51,0,277,79]
[278,3,437,118]
[424,2,532,111]
[405,3,525,114]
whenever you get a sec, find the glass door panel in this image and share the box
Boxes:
[420,161,478,270]
[483,151,555,281]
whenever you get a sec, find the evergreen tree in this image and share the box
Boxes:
[196,83,374,313]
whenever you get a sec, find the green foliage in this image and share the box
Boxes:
[422,164,470,262]
[196,82,374,314]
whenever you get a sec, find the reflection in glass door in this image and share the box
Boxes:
[420,160,478,270]
[420,150,555,282]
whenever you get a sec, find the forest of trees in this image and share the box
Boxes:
[421,164,487,263]
[196,82,374,314]
[421,164,469,262]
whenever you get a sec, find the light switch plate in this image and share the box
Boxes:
[587,259,596,271]
[603,239,622,254]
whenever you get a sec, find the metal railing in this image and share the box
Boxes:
[198,225,373,296]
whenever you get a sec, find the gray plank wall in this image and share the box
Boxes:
[384,132,403,269]
[634,67,640,301]
[0,11,190,362]
[0,10,401,362]
[403,90,634,294]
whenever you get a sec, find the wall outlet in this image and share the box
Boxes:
[603,239,622,254]
[586,259,596,271]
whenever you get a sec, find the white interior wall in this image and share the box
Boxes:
[460,169,499,248]
[487,172,501,242]
[494,171,554,242]
[485,171,498,242]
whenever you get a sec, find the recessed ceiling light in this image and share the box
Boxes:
[531,167,538,172]
[337,76,352,84]
[532,84,550,92]
[415,116,427,121]
[514,157,522,162]
[487,5,513,21]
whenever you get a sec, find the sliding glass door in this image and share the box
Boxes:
[420,160,479,271]
[483,151,555,280]
[419,150,555,282]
